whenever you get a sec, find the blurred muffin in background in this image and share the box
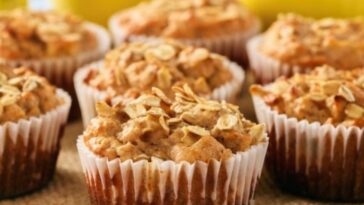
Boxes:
[0,65,71,198]
[0,9,110,119]
[74,40,245,127]
[241,0,364,27]
[109,0,261,64]
[247,14,364,83]
[251,65,364,201]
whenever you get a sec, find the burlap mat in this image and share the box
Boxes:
[0,72,360,205]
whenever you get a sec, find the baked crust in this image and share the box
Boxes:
[251,65,364,126]
[85,41,233,99]
[83,85,267,162]
[116,0,256,39]
[0,9,96,59]
[0,65,62,123]
[260,14,364,69]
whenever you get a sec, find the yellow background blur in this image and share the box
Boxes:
[52,0,144,26]
[0,0,26,9]
[241,0,364,27]
[1,0,364,28]
[51,0,364,27]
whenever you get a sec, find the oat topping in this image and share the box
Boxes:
[0,65,62,123]
[85,41,232,99]
[117,0,256,39]
[250,65,364,127]
[0,9,96,59]
[83,84,266,162]
[260,14,364,69]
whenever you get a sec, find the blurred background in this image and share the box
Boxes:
[1,0,364,28]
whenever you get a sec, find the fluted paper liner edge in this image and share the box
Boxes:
[0,89,71,198]
[77,135,268,204]
[1,23,111,90]
[251,91,364,200]
[108,13,261,64]
[247,36,313,84]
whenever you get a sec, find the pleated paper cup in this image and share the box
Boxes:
[247,35,312,84]
[108,13,261,65]
[1,23,110,120]
[252,94,364,201]
[74,62,107,128]
[1,23,111,92]
[74,59,245,127]
[0,89,71,199]
[77,135,268,205]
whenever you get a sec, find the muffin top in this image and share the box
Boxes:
[85,41,232,99]
[83,84,267,163]
[259,14,364,69]
[0,9,96,59]
[116,0,256,39]
[250,65,364,127]
[0,65,63,124]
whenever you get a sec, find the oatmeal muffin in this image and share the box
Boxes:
[0,65,71,198]
[250,65,364,201]
[74,41,245,126]
[0,9,95,59]
[247,13,364,83]
[77,84,268,204]
[0,9,110,119]
[109,0,261,64]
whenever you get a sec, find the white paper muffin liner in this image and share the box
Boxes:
[1,23,111,92]
[108,13,261,65]
[247,35,312,84]
[74,59,245,127]
[77,135,268,205]
[252,93,364,201]
[0,89,71,198]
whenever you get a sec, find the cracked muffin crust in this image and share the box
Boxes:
[83,84,267,163]
[259,14,364,69]
[251,65,364,127]
[0,9,96,59]
[0,65,63,124]
[115,0,257,39]
[84,41,233,99]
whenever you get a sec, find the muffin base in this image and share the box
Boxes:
[109,14,261,65]
[74,59,245,127]
[247,35,312,84]
[252,95,364,201]
[0,129,64,199]
[0,90,71,199]
[77,136,268,205]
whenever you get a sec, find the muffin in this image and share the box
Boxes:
[250,65,364,201]
[77,84,268,204]
[0,65,71,198]
[74,41,245,127]
[0,9,110,119]
[247,13,364,83]
[108,0,260,64]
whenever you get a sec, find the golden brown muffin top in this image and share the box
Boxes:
[0,65,63,124]
[116,0,256,39]
[83,85,267,162]
[85,41,232,99]
[259,14,364,69]
[0,9,96,59]
[250,65,364,127]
